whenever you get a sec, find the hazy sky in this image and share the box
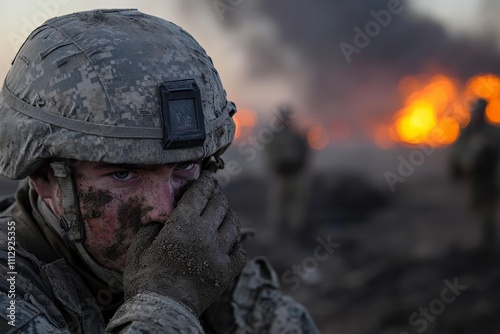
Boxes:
[0,0,309,113]
[412,0,500,51]
[409,0,484,35]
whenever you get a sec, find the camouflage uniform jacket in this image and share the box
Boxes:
[0,181,319,333]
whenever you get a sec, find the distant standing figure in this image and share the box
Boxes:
[265,106,311,238]
[451,98,500,250]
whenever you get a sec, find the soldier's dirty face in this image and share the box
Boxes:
[72,161,201,273]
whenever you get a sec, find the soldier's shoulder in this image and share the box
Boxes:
[0,291,71,333]
[232,257,320,333]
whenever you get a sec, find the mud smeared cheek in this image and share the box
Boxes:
[103,196,154,262]
[77,187,113,219]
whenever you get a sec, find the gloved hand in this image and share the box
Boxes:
[123,170,247,316]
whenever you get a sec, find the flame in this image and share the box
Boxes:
[466,74,500,124]
[391,75,459,145]
[465,74,500,100]
[385,73,500,147]
[301,119,331,150]
[234,108,258,140]
[486,99,500,124]
[307,125,330,150]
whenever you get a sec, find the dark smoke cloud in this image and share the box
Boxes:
[260,0,500,75]
[244,0,500,138]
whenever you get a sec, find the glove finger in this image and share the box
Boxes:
[177,170,216,215]
[217,209,241,254]
[126,223,162,267]
[228,242,247,278]
[229,241,246,263]
[201,192,229,231]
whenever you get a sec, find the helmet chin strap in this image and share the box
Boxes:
[49,160,123,290]
[202,155,225,172]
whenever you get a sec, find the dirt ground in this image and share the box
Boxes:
[223,145,500,334]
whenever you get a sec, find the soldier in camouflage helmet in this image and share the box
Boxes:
[0,9,319,333]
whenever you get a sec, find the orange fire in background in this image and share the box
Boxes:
[466,74,500,124]
[233,108,258,140]
[382,73,500,147]
[307,125,330,150]
[233,110,332,150]
[300,118,332,150]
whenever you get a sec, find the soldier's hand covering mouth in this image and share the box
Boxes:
[123,170,247,315]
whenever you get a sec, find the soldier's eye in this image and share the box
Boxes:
[175,162,195,171]
[112,171,134,180]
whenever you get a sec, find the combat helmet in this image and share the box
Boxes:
[0,9,236,286]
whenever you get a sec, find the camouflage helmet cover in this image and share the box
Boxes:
[0,9,236,179]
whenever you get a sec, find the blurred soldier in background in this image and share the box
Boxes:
[450,98,500,250]
[265,106,311,241]
[0,10,319,333]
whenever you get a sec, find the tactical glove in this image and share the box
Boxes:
[123,170,247,316]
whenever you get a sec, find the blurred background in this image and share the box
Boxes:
[1,0,500,333]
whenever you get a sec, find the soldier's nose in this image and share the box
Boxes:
[146,180,176,221]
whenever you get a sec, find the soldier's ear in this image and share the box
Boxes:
[30,162,59,200]
[30,162,64,217]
